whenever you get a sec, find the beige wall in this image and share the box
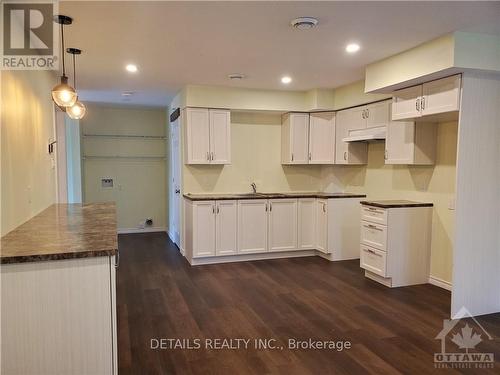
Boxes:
[1,70,57,236]
[322,122,457,283]
[81,104,168,230]
[183,112,328,193]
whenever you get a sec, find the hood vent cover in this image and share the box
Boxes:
[342,126,387,142]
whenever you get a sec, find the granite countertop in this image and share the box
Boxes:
[360,200,434,208]
[1,203,118,264]
[183,192,366,201]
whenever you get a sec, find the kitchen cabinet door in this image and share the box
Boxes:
[237,200,268,253]
[209,109,231,164]
[298,198,316,249]
[185,108,210,164]
[268,199,298,251]
[385,121,415,164]
[215,200,237,256]
[421,75,461,116]
[392,85,422,121]
[192,201,216,257]
[334,119,368,165]
[366,101,391,129]
[309,112,335,164]
[315,199,328,253]
[282,113,309,164]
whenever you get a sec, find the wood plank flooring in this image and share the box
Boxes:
[117,233,500,374]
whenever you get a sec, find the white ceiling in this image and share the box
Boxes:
[60,1,500,107]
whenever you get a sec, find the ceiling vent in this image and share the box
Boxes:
[290,17,318,30]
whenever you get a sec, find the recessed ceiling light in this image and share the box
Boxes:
[345,43,360,53]
[122,91,135,97]
[228,73,246,80]
[281,76,292,84]
[290,17,318,30]
[125,64,138,73]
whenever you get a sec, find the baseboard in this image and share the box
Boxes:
[166,229,175,243]
[189,250,317,266]
[428,275,452,291]
[118,227,167,234]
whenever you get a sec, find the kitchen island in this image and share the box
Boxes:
[1,203,118,375]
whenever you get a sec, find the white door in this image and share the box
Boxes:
[289,113,309,164]
[421,75,461,116]
[185,108,210,164]
[315,199,328,253]
[391,85,422,120]
[298,198,316,249]
[54,109,68,203]
[170,120,182,246]
[215,200,238,256]
[193,201,216,257]
[309,112,335,164]
[366,101,390,129]
[268,199,298,251]
[209,109,231,164]
[385,121,415,164]
[237,200,268,253]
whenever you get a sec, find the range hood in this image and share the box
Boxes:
[342,126,386,142]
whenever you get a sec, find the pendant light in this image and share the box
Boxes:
[66,48,86,119]
[51,15,77,107]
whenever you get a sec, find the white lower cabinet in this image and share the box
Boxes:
[215,200,238,256]
[359,203,432,287]
[298,198,316,249]
[315,199,328,253]
[237,199,269,254]
[190,201,216,257]
[268,199,297,251]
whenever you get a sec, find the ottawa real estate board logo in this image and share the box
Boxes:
[1,1,58,70]
[434,307,495,369]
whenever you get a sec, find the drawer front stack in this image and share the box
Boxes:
[360,206,388,278]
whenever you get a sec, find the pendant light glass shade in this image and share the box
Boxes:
[52,76,77,107]
[67,100,86,119]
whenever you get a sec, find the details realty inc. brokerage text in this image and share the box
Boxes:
[151,338,352,351]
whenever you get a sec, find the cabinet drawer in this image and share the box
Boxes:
[361,205,387,225]
[361,221,387,250]
[360,245,387,277]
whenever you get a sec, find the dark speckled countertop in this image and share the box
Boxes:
[183,192,366,201]
[1,203,118,264]
[361,200,433,208]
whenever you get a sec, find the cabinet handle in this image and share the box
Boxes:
[343,151,347,161]
[308,152,312,161]
[384,150,388,160]
[421,96,425,110]
[206,152,210,161]
[367,207,378,211]
[361,110,365,119]
[365,224,382,231]
[365,248,377,255]
[366,109,369,118]
[211,152,214,161]
[265,203,268,212]
[270,202,272,211]
[291,153,294,162]
[323,203,326,213]
[212,205,215,214]
[115,250,120,268]
[216,206,219,214]
[416,98,420,111]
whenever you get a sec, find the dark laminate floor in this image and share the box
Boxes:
[117,233,500,374]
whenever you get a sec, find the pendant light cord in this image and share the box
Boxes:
[61,23,66,76]
[72,53,77,88]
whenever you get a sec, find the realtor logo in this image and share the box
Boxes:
[434,307,495,369]
[1,1,58,70]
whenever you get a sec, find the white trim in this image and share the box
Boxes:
[166,229,175,243]
[117,227,166,234]
[428,275,452,291]
[189,250,317,266]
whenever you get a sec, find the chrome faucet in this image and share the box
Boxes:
[251,182,257,194]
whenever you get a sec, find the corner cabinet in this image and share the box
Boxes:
[392,75,461,121]
[282,112,335,165]
[184,107,231,165]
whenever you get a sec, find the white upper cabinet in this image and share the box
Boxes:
[268,199,298,252]
[209,109,231,164]
[385,121,437,165]
[334,107,370,165]
[215,200,238,256]
[336,106,366,131]
[184,107,231,164]
[184,108,211,164]
[281,113,310,164]
[392,75,461,121]
[237,200,269,254]
[309,112,335,164]
[366,101,391,129]
[421,75,461,116]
